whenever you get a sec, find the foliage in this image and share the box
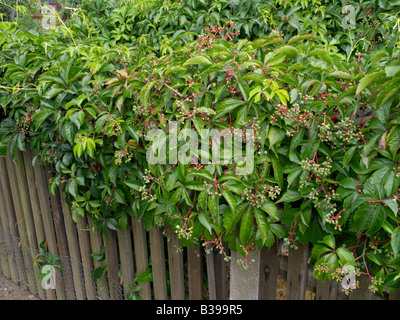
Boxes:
[1,0,400,297]
[0,0,41,21]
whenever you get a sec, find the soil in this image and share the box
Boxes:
[0,273,40,300]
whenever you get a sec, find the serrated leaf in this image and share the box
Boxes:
[356,71,385,96]
[392,227,400,257]
[183,55,212,66]
[254,207,270,245]
[239,206,253,245]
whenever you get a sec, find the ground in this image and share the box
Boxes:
[0,273,39,300]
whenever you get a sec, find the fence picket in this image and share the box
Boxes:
[260,243,279,300]
[131,217,152,300]
[88,218,109,300]
[316,279,338,300]
[167,233,185,300]
[149,226,168,300]
[103,230,122,300]
[117,224,135,300]
[77,216,97,300]
[59,189,86,300]
[286,243,309,300]
[187,247,204,300]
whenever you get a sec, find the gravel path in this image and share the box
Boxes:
[0,273,40,300]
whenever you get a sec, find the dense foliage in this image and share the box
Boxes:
[2,0,400,297]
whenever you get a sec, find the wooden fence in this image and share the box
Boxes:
[0,148,399,300]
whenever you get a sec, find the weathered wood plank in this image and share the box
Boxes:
[187,247,204,300]
[77,216,97,300]
[286,243,309,300]
[88,218,109,300]
[31,162,60,300]
[167,233,185,300]
[131,217,151,300]
[0,157,25,285]
[316,279,338,300]
[117,224,135,300]
[103,230,122,300]
[260,243,279,300]
[205,251,217,300]
[59,189,86,300]
[149,226,168,300]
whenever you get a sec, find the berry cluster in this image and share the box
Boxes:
[300,157,332,186]
[175,223,193,240]
[318,116,363,147]
[195,21,239,51]
[16,106,35,134]
[132,104,151,117]
[139,169,157,201]
[114,149,132,165]
[241,185,281,207]
[236,242,256,270]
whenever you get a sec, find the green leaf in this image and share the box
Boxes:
[254,207,270,245]
[319,235,336,249]
[114,188,127,204]
[268,126,286,149]
[327,71,351,80]
[383,199,398,216]
[32,108,55,131]
[136,268,153,283]
[198,211,212,234]
[105,166,118,185]
[387,125,400,158]
[183,55,212,66]
[220,188,237,214]
[343,146,357,167]
[277,190,302,203]
[223,203,247,234]
[336,247,355,264]
[239,206,253,245]
[64,121,75,145]
[261,200,279,220]
[215,97,246,120]
[356,71,385,96]
[392,227,400,258]
[170,187,183,205]
[106,218,118,230]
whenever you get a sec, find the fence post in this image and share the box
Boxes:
[229,250,262,300]
[259,243,280,300]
